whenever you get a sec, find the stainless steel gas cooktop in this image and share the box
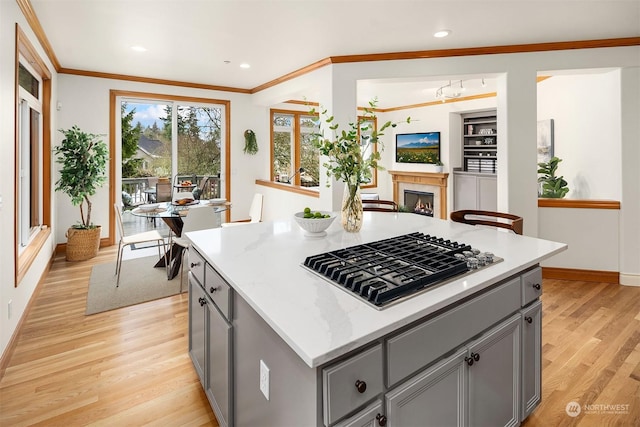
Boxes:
[302,232,502,309]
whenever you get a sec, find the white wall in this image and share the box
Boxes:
[56,74,264,238]
[0,1,58,361]
[537,71,622,199]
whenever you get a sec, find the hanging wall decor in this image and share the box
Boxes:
[243,129,258,155]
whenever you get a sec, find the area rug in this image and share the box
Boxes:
[86,256,184,315]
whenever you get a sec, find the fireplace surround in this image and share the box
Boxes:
[388,171,449,219]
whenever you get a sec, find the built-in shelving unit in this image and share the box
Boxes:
[462,110,497,174]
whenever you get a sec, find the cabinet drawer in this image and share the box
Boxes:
[521,267,542,306]
[387,277,520,387]
[205,263,233,321]
[189,249,206,285]
[323,345,383,426]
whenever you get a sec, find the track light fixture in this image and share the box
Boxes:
[435,80,465,101]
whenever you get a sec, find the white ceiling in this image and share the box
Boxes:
[31,0,639,107]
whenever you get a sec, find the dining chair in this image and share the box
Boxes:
[193,175,210,200]
[155,182,172,202]
[221,193,263,227]
[362,199,398,212]
[170,205,220,292]
[450,209,523,235]
[114,203,167,287]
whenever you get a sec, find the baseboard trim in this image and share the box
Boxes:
[542,267,619,284]
[620,273,640,287]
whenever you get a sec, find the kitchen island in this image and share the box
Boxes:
[187,212,566,427]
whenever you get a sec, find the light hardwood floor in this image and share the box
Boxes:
[0,246,638,426]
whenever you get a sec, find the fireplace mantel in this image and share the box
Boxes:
[388,171,449,219]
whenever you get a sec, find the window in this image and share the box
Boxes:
[271,109,319,187]
[15,25,52,285]
[120,99,226,204]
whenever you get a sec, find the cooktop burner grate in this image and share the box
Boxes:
[302,232,499,309]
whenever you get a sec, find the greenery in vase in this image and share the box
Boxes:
[310,98,412,187]
[54,126,109,229]
[537,156,569,198]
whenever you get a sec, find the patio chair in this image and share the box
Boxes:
[114,203,167,287]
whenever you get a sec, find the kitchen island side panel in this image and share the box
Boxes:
[234,293,321,427]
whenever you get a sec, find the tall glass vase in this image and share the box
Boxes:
[341,182,363,232]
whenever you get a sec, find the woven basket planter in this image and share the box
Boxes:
[65,226,101,261]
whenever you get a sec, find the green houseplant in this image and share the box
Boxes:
[310,99,411,232]
[54,126,109,260]
[537,156,569,198]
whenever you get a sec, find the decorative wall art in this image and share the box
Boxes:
[537,119,554,164]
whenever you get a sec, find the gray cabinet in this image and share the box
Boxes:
[521,300,542,420]
[207,301,232,427]
[386,314,520,427]
[323,345,383,425]
[188,249,234,427]
[467,314,520,427]
[386,348,467,427]
[189,278,207,385]
[453,171,497,211]
[335,400,385,427]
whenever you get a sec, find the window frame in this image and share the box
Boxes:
[270,108,319,187]
[14,24,52,286]
[109,90,232,243]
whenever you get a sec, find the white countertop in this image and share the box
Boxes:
[187,212,566,368]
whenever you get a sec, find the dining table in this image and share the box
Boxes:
[130,200,230,279]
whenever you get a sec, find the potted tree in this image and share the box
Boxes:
[54,126,109,261]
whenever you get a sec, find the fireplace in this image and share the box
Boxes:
[388,171,449,219]
[405,190,435,217]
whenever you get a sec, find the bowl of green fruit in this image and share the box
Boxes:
[294,208,336,237]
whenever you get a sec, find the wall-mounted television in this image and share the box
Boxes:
[395,132,441,164]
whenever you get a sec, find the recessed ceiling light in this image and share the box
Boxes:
[240,63,250,69]
[433,30,451,38]
[130,45,147,52]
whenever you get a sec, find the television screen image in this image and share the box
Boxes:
[396,132,441,164]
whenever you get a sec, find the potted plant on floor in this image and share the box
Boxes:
[54,125,109,261]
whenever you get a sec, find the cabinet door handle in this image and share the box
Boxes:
[355,380,367,393]
[466,352,480,366]
[210,286,218,293]
[376,413,387,426]
[198,297,207,306]
[190,262,201,268]
[525,316,533,324]
[532,283,541,290]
